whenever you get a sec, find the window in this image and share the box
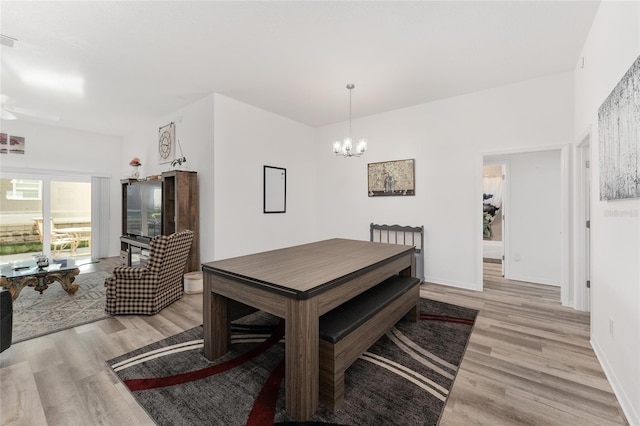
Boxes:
[6,179,42,200]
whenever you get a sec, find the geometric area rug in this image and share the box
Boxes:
[11,270,112,344]
[107,298,478,426]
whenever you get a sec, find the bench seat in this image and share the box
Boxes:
[319,274,421,409]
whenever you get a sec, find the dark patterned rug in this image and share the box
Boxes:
[108,298,477,426]
[12,270,111,343]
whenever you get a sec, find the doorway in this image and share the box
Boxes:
[0,174,92,263]
[482,162,506,276]
[481,146,569,305]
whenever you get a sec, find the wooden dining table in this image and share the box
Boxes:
[201,238,415,421]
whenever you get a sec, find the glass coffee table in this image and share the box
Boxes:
[0,259,80,301]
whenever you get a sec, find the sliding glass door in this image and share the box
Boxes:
[50,179,92,259]
[0,177,44,262]
[0,173,92,263]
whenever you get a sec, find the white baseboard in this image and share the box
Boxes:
[591,336,640,425]
[507,274,560,287]
[482,240,503,259]
[422,275,480,291]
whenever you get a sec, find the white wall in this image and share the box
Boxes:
[314,72,574,291]
[574,2,640,423]
[119,92,320,264]
[212,94,318,260]
[121,94,215,261]
[0,120,122,255]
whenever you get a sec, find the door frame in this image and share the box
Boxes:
[574,133,592,312]
[478,144,570,307]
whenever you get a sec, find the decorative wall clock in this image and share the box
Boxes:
[158,122,175,164]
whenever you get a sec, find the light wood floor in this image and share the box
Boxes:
[0,260,628,425]
[425,263,628,426]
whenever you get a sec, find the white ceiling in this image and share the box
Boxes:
[0,1,600,137]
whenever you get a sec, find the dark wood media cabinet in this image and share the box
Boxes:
[120,170,199,272]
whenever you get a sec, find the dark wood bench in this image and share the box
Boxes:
[318,274,421,409]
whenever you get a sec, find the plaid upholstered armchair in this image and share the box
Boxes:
[105,230,195,315]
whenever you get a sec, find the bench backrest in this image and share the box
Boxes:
[370,223,424,282]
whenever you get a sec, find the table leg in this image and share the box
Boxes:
[0,275,28,301]
[203,275,229,360]
[400,253,419,321]
[1,268,80,301]
[399,251,416,278]
[47,268,80,296]
[285,297,319,421]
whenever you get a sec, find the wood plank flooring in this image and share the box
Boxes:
[424,263,628,426]
[0,260,629,425]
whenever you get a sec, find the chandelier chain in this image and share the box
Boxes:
[349,86,352,136]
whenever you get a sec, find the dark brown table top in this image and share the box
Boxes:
[202,238,414,299]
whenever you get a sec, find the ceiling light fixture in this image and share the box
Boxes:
[333,84,367,158]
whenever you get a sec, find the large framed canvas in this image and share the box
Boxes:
[598,54,640,201]
[368,159,415,196]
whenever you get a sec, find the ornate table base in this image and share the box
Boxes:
[0,268,80,301]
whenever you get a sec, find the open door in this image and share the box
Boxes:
[482,163,506,275]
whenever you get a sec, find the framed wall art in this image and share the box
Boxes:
[598,53,640,201]
[368,159,415,196]
[264,165,286,213]
[9,135,25,154]
[158,122,175,164]
[0,133,7,154]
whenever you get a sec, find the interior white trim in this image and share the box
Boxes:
[573,132,592,312]
[91,176,111,260]
[560,144,570,306]
[508,274,561,287]
[592,335,640,425]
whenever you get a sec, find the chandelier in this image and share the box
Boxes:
[333,84,367,157]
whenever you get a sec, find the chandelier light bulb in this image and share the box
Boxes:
[343,137,352,152]
[332,83,367,158]
[356,139,367,154]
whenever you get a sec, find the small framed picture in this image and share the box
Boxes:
[9,135,25,154]
[0,133,7,154]
[158,122,175,164]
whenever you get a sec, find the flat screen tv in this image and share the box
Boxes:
[126,181,162,238]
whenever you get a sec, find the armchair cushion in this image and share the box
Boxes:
[105,230,195,315]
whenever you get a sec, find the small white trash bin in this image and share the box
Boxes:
[184,271,203,294]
